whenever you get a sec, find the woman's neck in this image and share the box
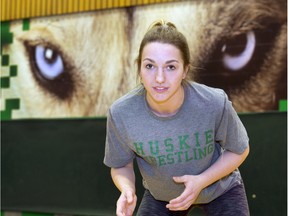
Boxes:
[147,85,185,117]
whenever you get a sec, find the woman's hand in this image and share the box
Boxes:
[166,147,250,211]
[166,175,204,211]
[111,162,137,216]
[116,190,137,216]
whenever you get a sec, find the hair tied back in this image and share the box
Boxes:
[147,19,177,31]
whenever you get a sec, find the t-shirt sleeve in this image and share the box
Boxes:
[103,109,135,168]
[215,93,249,154]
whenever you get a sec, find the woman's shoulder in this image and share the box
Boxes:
[188,82,226,99]
[184,82,228,113]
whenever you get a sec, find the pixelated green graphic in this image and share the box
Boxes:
[1,20,27,120]
[1,54,9,65]
[279,100,287,111]
[1,21,13,53]
[23,19,30,31]
[1,65,18,87]
[1,98,20,119]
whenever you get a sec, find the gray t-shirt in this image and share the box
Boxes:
[104,82,249,204]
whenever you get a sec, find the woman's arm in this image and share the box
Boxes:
[111,162,137,216]
[167,146,250,211]
[111,161,136,192]
[199,146,249,188]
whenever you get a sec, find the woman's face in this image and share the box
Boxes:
[140,42,188,111]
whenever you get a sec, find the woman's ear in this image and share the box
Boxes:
[183,65,190,79]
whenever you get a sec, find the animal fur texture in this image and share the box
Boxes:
[1,0,286,118]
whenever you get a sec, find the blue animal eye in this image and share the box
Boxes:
[221,31,256,71]
[24,41,74,100]
[35,45,64,80]
[197,22,281,92]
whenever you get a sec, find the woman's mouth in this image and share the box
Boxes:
[153,86,168,93]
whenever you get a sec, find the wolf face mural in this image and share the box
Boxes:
[1,0,286,119]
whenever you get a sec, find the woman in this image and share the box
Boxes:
[104,20,250,216]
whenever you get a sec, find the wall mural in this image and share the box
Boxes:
[1,0,287,120]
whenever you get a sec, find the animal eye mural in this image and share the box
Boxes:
[24,41,74,100]
[1,0,286,120]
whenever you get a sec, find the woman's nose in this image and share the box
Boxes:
[155,68,165,83]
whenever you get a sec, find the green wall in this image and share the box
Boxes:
[1,112,287,215]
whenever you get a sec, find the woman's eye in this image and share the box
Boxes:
[167,65,176,71]
[24,41,74,100]
[145,64,153,69]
